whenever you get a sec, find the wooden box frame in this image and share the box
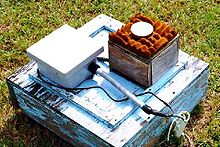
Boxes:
[109,34,180,88]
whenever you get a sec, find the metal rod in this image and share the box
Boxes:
[96,68,145,107]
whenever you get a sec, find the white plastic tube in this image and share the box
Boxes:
[96,68,145,107]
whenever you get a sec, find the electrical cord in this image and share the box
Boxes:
[36,63,184,120]
[97,57,109,62]
[136,91,174,114]
[135,91,184,120]
[37,70,128,102]
[89,61,185,120]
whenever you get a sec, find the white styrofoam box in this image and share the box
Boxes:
[27,24,104,88]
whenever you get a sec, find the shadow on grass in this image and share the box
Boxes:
[0,109,73,147]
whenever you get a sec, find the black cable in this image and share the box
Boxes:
[95,59,184,120]
[171,114,185,121]
[37,69,183,120]
[97,57,109,62]
[135,91,174,114]
[136,91,184,121]
[37,70,128,102]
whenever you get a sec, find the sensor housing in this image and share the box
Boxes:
[27,24,104,88]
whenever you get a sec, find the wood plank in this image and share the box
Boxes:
[108,35,179,88]
[12,86,110,146]
[109,42,151,87]
[152,40,179,83]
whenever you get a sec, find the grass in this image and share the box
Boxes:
[0,0,219,146]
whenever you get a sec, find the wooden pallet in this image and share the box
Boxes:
[7,14,209,146]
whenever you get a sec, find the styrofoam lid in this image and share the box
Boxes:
[131,22,153,37]
[27,24,104,74]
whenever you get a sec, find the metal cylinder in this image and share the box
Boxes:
[96,68,145,107]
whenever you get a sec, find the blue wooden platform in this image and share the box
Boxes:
[7,14,209,146]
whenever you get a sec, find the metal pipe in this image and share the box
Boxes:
[88,62,173,117]
[96,68,145,107]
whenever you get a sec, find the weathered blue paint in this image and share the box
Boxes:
[7,50,209,146]
[7,14,209,146]
[11,82,111,146]
[27,58,186,130]
[125,67,209,146]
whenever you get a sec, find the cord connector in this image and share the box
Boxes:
[88,62,100,74]
[141,105,170,117]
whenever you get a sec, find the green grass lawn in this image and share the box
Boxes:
[0,0,219,146]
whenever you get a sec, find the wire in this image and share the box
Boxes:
[167,112,192,145]
[97,57,109,62]
[135,91,174,114]
[171,114,185,121]
[37,70,128,102]
[167,117,176,141]
[37,69,184,120]
[135,91,185,121]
